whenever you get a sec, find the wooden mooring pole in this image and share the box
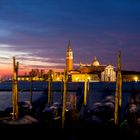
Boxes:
[83,75,88,119]
[87,79,90,94]
[84,79,87,108]
[62,69,67,128]
[30,76,33,106]
[114,50,122,126]
[48,70,52,107]
[12,56,19,120]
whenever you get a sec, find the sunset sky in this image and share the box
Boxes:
[0,0,140,76]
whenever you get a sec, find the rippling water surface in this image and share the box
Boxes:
[0,81,139,111]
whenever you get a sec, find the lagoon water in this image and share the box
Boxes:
[0,81,140,112]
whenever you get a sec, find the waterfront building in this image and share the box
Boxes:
[16,42,140,82]
[69,57,116,82]
[64,41,116,82]
[18,69,46,81]
[18,76,44,81]
[66,45,140,82]
[122,71,140,82]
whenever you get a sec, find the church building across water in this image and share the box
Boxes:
[65,41,116,82]
[17,41,140,82]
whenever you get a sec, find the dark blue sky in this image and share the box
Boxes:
[0,0,140,74]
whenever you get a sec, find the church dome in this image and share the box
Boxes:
[92,57,100,66]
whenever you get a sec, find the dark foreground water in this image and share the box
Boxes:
[0,81,140,140]
[0,81,139,111]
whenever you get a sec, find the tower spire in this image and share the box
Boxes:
[66,40,73,71]
[94,56,97,61]
[67,40,71,50]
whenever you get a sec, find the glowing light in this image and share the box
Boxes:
[134,76,138,82]
[88,76,91,80]
[76,77,79,81]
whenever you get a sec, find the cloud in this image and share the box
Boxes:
[0,0,140,74]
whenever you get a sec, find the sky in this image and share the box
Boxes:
[0,0,140,76]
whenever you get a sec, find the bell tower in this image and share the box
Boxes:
[66,40,73,72]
